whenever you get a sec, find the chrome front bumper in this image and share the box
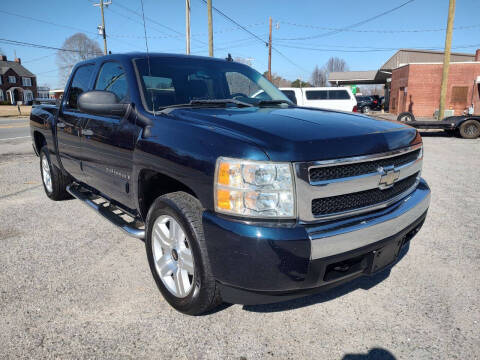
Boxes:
[307,178,430,259]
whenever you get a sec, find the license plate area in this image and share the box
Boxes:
[368,238,403,273]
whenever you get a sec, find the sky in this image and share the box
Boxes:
[1,0,479,89]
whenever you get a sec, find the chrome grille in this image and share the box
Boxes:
[294,144,423,222]
[311,172,419,216]
[309,149,421,182]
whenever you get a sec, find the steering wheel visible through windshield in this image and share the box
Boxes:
[133,56,291,111]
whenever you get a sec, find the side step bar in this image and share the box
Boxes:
[66,184,145,240]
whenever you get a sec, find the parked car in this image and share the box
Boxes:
[355,95,381,113]
[279,87,357,112]
[30,53,430,315]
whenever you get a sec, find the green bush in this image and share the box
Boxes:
[0,101,11,105]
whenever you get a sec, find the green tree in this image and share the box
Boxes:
[291,79,312,88]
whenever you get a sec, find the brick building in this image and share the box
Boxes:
[329,49,480,117]
[389,50,480,117]
[0,54,37,104]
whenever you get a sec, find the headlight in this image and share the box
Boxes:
[214,157,295,218]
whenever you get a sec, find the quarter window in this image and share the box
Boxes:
[66,64,95,110]
[95,62,129,102]
[329,90,351,100]
[305,90,328,100]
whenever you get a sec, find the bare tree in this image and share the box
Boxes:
[326,57,349,73]
[311,65,327,87]
[263,72,291,87]
[56,33,103,86]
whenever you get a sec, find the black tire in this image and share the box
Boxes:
[361,106,370,114]
[40,146,72,200]
[397,112,415,123]
[459,120,480,139]
[145,191,221,315]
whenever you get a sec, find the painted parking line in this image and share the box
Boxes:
[0,136,30,141]
[0,124,29,129]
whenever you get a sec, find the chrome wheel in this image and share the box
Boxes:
[41,154,53,193]
[152,215,194,298]
[465,124,478,136]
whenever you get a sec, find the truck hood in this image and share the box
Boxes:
[170,106,419,162]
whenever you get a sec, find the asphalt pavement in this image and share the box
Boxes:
[0,117,30,142]
[0,134,479,359]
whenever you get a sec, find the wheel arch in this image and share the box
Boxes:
[137,169,198,220]
[33,130,47,156]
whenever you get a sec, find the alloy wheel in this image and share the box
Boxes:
[152,215,195,298]
[41,154,53,193]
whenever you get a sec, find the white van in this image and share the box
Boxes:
[279,87,357,112]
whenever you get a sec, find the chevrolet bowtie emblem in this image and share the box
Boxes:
[378,166,400,188]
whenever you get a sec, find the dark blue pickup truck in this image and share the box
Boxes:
[30,53,430,315]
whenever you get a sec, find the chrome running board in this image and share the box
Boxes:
[66,184,145,240]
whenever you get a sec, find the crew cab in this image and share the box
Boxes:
[30,53,430,315]
[279,86,357,112]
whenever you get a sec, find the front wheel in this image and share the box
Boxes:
[397,112,415,123]
[145,192,221,315]
[459,120,480,139]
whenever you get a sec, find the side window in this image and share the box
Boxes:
[281,90,297,104]
[305,90,327,100]
[328,90,351,100]
[66,64,94,110]
[226,72,262,98]
[95,62,128,102]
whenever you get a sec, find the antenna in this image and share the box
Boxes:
[139,0,155,117]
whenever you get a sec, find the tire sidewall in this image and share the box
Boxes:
[460,120,480,139]
[362,106,370,113]
[40,147,54,198]
[145,196,206,313]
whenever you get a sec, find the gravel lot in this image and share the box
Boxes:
[0,134,479,359]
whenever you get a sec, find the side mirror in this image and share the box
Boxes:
[78,90,129,117]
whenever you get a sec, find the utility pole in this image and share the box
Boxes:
[268,17,272,81]
[207,0,213,56]
[185,0,191,54]
[94,0,111,55]
[438,0,456,120]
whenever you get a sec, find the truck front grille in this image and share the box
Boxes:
[311,172,419,216]
[309,149,421,182]
[294,144,423,222]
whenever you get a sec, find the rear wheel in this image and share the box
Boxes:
[459,120,480,139]
[361,106,370,114]
[40,146,72,200]
[145,192,221,315]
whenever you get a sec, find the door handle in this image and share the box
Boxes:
[82,129,94,136]
[57,122,65,128]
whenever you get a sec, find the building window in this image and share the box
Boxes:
[24,90,33,102]
[0,90,4,102]
[0,76,2,85]
[8,76,16,83]
[451,86,468,104]
[22,77,32,87]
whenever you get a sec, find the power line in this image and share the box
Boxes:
[197,0,268,46]
[277,20,480,34]
[0,38,101,55]
[196,0,307,73]
[275,43,480,53]
[276,0,416,41]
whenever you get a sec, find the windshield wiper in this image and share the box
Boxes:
[159,99,253,112]
[255,99,292,107]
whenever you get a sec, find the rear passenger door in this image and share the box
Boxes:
[81,61,140,209]
[56,64,95,181]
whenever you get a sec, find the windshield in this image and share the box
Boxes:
[133,56,291,111]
